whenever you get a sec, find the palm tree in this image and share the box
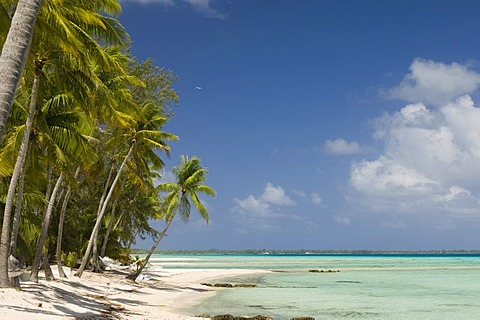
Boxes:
[129,156,216,281]
[0,0,129,287]
[75,102,178,277]
[0,54,45,287]
[0,0,43,142]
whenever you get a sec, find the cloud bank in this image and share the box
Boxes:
[350,59,480,224]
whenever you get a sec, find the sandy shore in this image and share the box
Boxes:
[0,266,267,319]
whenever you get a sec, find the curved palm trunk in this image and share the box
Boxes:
[100,198,118,258]
[89,164,116,272]
[113,211,124,231]
[30,173,64,282]
[129,215,175,282]
[56,167,81,278]
[0,0,43,141]
[97,164,115,220]
[75,142,135,277]
[0,64,42,288]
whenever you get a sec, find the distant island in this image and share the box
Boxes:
[131,248,480,255]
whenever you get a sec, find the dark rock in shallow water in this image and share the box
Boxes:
[234,283,257,288]
[308,269,340,273]
[211,315,235,320]
[211,314,272,320]
[213,283,234,288]
[201,283,257,288]
[290,317,315,320]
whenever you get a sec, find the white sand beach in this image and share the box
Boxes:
[0,266,266,319]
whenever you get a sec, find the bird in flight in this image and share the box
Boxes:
[195,86,203,90]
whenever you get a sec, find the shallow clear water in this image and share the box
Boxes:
[149,254,480,319]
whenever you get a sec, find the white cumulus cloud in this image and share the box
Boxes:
[232,183,296,231]
[350,94,480,221]
[324,138,365,155]
[388,59,480,105]
[260,183,295,206]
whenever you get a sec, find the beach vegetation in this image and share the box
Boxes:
[0,0,208,288]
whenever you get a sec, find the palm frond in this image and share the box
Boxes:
[190,192,210,223]
[195,185,217,197]
[179,195,191,223]
[184,168,208,188]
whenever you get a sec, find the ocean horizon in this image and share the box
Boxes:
[148,253,480,319]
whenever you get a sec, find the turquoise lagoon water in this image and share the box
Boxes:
[148,254,480,319]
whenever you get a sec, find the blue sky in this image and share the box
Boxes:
[120,0,480,250]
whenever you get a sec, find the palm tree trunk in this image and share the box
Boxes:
[56,167,81,278]
[42,249,54,281]
[89,164,117,272]
[30,173,64,282]
[91,233,101,272]
[129,216,175,282]
[0,0,43,141]
[43,165,54,212]
[75,142,135,277]
[10,166,26,256]
[113,211,124,231]
[97,164,115,220]
[0,63,42,288]
[100,198,118,258]
[8,167,26,288]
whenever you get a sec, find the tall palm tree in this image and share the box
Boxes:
[129,156,216,281]
[0,0,43,142]
[75,102,178,277]
[0,54,45,287]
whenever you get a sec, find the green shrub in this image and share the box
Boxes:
[62,252,78,268]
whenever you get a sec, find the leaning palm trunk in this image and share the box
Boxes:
[97,165,115,221]
[76,142,135,277]
[100,198,119,258]
[129,215,175,282]
[96,171,127,262]
[0,63,43,288]
[112,211,124,231]
[56,167,81,278]
[30,173,64,282]
[90,164,116,271]
[0,0,43,141]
